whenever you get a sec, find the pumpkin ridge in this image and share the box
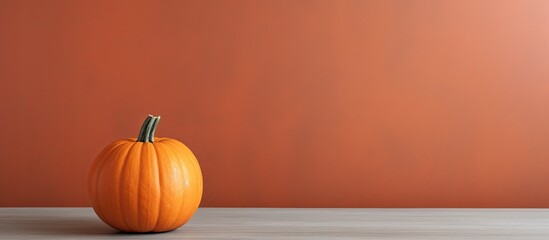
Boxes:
[184,140,203,223]
[137,142,161,232]
[165,141,188,230]
[90,141,127,221]
[157,141,188,229]
[111,142,135,232]
[94,142,134,232]
[136,142,145,230]
[151,142,162,231]
[119,142,142,232]
[183,142,201,226]
[161,140,196,227]
[136,143,145,230]
[164,139,203,214]
[90,141,127,190]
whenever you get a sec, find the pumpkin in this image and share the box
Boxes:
[88,115,203,232]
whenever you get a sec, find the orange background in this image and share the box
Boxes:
[2,0,549,207]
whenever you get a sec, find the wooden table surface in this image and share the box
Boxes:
[1,208,549,239]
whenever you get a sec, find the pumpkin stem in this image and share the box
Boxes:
[149,116,160,142]
[137,115,161,143]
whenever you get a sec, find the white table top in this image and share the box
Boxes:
[1,208,549,239]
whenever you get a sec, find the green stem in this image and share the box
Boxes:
[137,115,160,143]
[148,116,160,142]
[137,115,152,142]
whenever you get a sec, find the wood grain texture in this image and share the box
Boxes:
[1,208,549,239]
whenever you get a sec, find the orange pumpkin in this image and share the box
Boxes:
[88,115,203,232]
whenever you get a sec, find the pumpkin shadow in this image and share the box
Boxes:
[0,213,118,236]
[0,211,189,237]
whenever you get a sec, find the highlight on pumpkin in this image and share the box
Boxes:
[137,115,161,143]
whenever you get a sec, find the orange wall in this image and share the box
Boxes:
[2,0,549,207]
